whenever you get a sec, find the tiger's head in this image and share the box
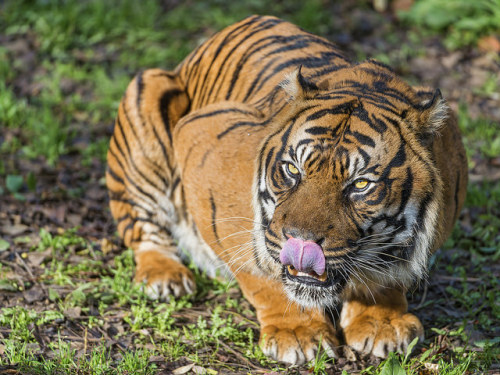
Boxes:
[253,62,448,308]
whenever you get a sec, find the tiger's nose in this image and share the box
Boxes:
[279,236,325,276]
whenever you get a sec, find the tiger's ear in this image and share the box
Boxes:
[408,89,449,145]
[280,66,319,101]
[419,89,449,132]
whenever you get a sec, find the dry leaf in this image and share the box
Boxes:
[172,363,195,375]
[0,223,29,236]
[28,248,52,267]
[64,306,82,319]
[101,238,114,255]
[478,35,500,53]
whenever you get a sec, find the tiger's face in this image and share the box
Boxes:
[253,66,445,308]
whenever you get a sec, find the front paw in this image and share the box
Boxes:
[342,309,423,358]
[135,250,196,300]
[260,321,338,365]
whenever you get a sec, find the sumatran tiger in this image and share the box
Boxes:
[106,15,467,364]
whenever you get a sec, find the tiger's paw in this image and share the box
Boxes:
[341,302,424,358]
[134,250,196,300]
[260,321,338,365]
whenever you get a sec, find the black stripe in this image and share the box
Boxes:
[114,117,166,193]
[121,104,171,189]
[242,56,280,102]
[136,71,145,111]
[416,193,433,228]
[217,120,262,139]
[196,16,274,106]
[151,119,173,173]
[305,126,331,135]
[207,20,286,101]
[159,88,184,144]
[209,191,220,243]
[171,176,181,193]
[224,34,312,100]
[351,131,375,147]
[245,51,343,101]
[183,16,260,103]
[176,107,256,133]
[108,145,169,216]
[116,213,131,224]
[397,167,414,214]
[366,186,388,206]
[106,165,124,184]
[264,235,281,252]
[107,194,154,221]
[306,102,353,121]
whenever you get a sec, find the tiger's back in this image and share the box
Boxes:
[176,15,350,110]
[106,15,467,364]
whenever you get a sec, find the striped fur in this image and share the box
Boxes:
[106,16,468,364]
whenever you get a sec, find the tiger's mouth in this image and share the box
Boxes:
[273,236,347,307]
[280,264,346,308]
[285,265,328,285]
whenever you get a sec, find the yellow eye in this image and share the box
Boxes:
[354,179,369,190]
[287,163,300,175]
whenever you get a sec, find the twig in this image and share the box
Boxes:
[218,341,268,372]
[434,275,481,282]
[15,252,49,296]
[59,335,103,343]
[415,282,429,310]
[84,327,88,356]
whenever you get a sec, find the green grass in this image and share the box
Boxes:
[0,229,278,373]
[458,105,500,161]
[399,0,500,50]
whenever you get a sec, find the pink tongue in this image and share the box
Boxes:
[279,237,325,276]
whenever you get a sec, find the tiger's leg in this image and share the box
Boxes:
[237,272,338,365]
[106,69,195,300]
[340,287,424,357]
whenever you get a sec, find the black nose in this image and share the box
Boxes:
[282,228,325,246]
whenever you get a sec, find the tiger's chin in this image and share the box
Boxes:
[281,265,347,309]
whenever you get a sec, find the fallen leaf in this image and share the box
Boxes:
[0,239,9,252]
[148,355,164,363]
[41,206,66,224]
[64,306,82,319]
[24,286,45,303]
[172,363,195,375]
[0,223,29,236]
[478,35,500,53]
[28,248,52,267]
[392,0,413,12]
[101,238,114,255]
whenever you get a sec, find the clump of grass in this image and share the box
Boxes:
[457,105,500,161]
[399,0,500,49]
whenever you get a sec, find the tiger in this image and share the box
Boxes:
[106,15,468,364]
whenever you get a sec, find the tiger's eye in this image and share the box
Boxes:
[287,163,299,175]
[354,179,369,190]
